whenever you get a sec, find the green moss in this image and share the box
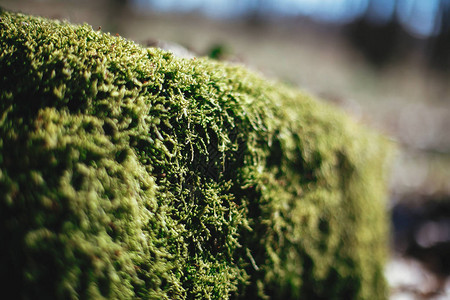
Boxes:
[0,10,392,299]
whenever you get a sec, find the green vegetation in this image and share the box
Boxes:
[0,10,391,299]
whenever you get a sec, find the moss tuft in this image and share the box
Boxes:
[0,10,391,299]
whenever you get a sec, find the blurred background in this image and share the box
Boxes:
[1,0,449,298]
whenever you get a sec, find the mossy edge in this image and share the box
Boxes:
[0,10,392,299]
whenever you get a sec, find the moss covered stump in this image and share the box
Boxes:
[0,10,392,299]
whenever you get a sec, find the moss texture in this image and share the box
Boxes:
[0,10,391,299]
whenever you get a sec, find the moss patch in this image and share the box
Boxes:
[0,10,391,299]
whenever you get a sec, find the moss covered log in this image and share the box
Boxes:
[0,10,391,299]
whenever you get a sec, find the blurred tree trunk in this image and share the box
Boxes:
[105,0,131,33]
[345,0,402,68]
[429,0,450,73]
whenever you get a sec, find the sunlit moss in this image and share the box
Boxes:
[0,10,392,299]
